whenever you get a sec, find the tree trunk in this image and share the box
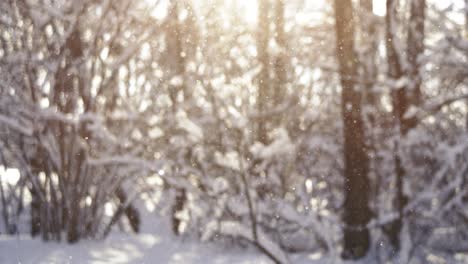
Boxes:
[102,186,141,238]
[405,0,425,114]
[273,0,286,112]
[166,1,188,236]
[384,0,404,252]
[30,187,41,237]
[0,175,10,234]
[116,186,140,233]
[465,0,468,130]
[359,0,378,114]
[334,0,371,259]
[257,0,270,144]
[384,0,426,253]
[172,188,186,235]
[359,0,380,215]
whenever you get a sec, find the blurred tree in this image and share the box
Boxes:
[334,0,371,259]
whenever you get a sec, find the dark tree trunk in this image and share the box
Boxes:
[30,187,41,237]
[384,0,425,253]
[464,0,468,130]
[166,2,188,236]
[385,0,405,134]
[0,176,10,234]
[66,167,81,243]
[359,0,380,214]
[172,188,186,235]
[384,0,406,252]
[359,0,378,113]
[334,0,372,259]
[116,187,140,233]
[166,1,195,107]
[102,186,141,237]
[405,0,426,112]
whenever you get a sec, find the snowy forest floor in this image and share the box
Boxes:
[0,217,326,264]
[1,216,466,264]
[1,227,466,264]
[0,232,272,264]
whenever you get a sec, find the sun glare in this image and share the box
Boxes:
[238,0,258,24]
[0,166,20,185]
[148,0,259,25]
[373,0,386,16]
[147,0,386,25]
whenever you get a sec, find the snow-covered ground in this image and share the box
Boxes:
[2,228,467,264]
[0,216,324,264]
[0,232,273,264]
[0,217,270,264]
[0,231,326,264]
[2,214,466,264]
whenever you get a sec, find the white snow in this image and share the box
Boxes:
[0,114,33,136]
[250,128,295,159]
[0,214,286,264]
[0,211,348,264]
[176,111,203,142]
[0,232,273,264]
[214,151,241,171]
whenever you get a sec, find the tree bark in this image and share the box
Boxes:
[30,186,41,237]
[384,0,426,253]
[257,0,270,144]
[334,0,371,259]
[273,0,286,112]
[172,188,186,235]
[405,0,426,114]
[465,0,468,130]
[359,0,378,113]
[166,1,189,236]
[359,0,380,216]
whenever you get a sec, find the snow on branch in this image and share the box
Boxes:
[0,114,33,136]
[87,156,166,171]
[219,221,290,264]
[247,96,299,121]
[404,93,468,122]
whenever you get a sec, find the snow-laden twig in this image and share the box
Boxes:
[404,93,468,121]
[219,221,290,264]
[0,114,33,136]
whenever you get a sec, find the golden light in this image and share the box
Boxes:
[373,0,386,16]
[237,0,258,24]
[0,166,20,185]
[147,0,259,25]
[144,0,386,27]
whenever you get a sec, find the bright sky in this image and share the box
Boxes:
[0,166,20,185]
[148,0,466,24]
[374,0,467,17]
[373,0,386,16]
[238,0,387,18]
